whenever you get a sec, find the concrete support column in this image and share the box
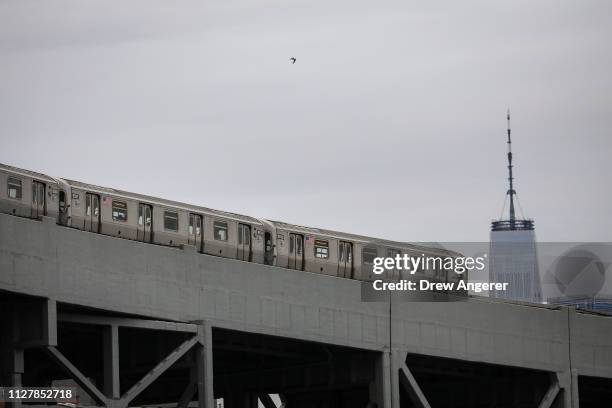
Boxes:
[552,370,571,408]
[372,350,392,408]
[103,325,120,399]
[565,308,580,408]
[6,349,24,408]
[196,321,214,408]
[570,369,580,408]
[4,298,57,408]
[42,299,58,347]
[1,302,22,408]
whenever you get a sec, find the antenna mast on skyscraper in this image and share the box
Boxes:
[491,110,534,231]
[506,109,516,225]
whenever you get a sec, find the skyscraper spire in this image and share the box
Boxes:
[491,110,534,232]
[506,109,516,225]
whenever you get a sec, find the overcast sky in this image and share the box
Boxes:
[1,0,611,242]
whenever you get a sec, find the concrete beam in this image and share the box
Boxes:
[398,363,431,408]
[389,351,404,408]
[58,313,198,333]
[538,374,560,408]
[177,362,198,408]
[259,394,277,408]
[103,325,120,399]
[121,336,198,407]
[46,346,108,406]
[177,381,196,408]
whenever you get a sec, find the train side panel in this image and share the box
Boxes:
[69,188,86,229]
[203,216,237,259]
[0,170,34,217]
[99,196,138,240]
[152,205,189,247]
[0,168,60,221]
[303,235,339,276]
[275,230,288,267]
[250,225,265,264]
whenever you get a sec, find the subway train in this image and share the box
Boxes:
[0,163,464,284]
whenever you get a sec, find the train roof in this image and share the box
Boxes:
[269,220,459,256]
[0,163,58,184]
[62,178,264,225]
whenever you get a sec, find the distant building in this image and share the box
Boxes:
[548,296,612,315]
[489,111,542,303]
[490,228,542,302]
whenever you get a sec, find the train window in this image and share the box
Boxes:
[387,248,401,276]
[138,205,152,226]
[59,191,66,212]
[296,235,302,255]
[164,211,179,231]
[338,242,353,263]
[266,238,272,252]
[189,214,201,236]
[387,248,400,258]
[7,177,22,200]
[244,227,250,245]
[112,201,128,221]
[362,247,378,265]
[387,249,400,268]
[86,195,100,216]
[236,224,251,245]
[214,220,228,241]
[314,240,329,259]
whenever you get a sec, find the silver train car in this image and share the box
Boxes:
[0,163,464,286]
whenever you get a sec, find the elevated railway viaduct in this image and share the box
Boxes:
[1,213,612,407]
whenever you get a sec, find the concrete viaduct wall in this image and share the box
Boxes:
[1,213,612,407]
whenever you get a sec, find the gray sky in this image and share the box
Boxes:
[1,0,611,242]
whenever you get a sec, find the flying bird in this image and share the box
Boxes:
[289,57,296,64]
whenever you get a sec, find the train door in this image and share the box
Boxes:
[288,233,304,270]
[188,213,203,251]
[58,190,68,225]
[137,203,153,243]
[237,223,251,261]
[387,248,401,280]
[84,192,101,232]
[31,181,46,218]
[264,232,274,265]
[338,241,353,278]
